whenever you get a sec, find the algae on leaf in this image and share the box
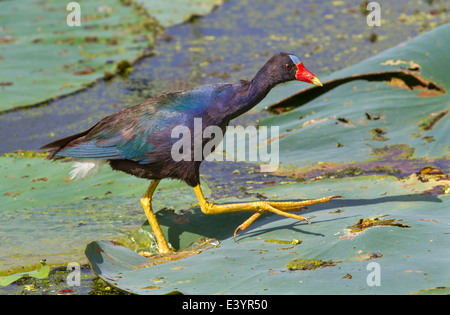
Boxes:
[287,258,335,270]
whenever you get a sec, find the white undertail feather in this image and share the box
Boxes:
[69,159,107,180]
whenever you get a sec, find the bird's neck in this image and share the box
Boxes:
[226,65,276,120]
[249,65,277,101]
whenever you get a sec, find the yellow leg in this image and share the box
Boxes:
[193,184,341,240]
[140,180,171,254]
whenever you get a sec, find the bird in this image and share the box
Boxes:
[41,52,340,254]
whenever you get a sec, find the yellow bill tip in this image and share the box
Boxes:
[311,76,323,87]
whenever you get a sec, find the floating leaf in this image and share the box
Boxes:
[0,0,160,112]
[86,174,449,294]
[134,0,224,27]
[0,261,49,287]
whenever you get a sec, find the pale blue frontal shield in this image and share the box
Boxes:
[289,54,302,64]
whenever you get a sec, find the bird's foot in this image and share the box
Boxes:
[233,195,342,241]
[193,185,341,241]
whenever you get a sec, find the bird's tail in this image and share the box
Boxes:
[40,127,95,159]
[40,125,108,180]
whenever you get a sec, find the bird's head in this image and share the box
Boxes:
[267,52,323,87]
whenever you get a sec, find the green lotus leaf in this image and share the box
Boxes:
[0,0,161,113]
[85,173,449,294]
[134,0,224,27]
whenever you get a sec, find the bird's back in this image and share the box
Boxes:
[42,83,237,164]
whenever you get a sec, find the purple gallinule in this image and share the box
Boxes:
[41,52,339,254]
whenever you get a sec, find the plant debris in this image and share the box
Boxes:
[287,258,336,270]
[347,216,411,233]
[418,110,448,131]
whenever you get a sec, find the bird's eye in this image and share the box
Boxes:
[285,64,292,70]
